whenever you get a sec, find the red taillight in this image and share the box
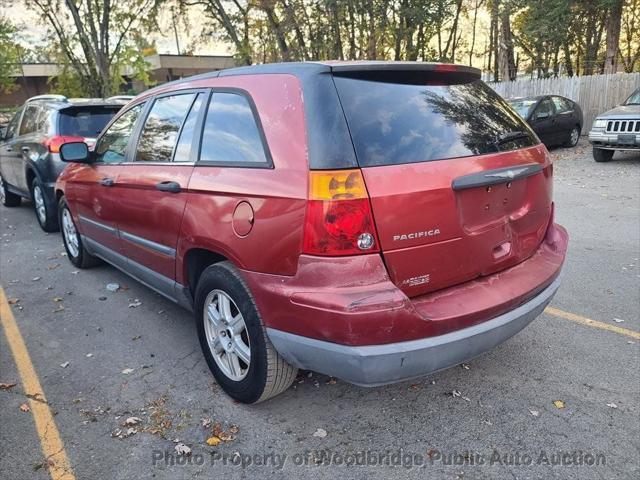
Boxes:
[43,136,85,153]
[303,169,379,256]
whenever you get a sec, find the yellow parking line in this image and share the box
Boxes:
[0,287,76,480]
[545,306,640,340]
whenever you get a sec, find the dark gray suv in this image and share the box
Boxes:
[0,95,123,231]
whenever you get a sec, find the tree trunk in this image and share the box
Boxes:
[604,0,623,73]
[498,4,516,81]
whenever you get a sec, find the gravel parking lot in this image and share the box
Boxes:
[1,138,638,480]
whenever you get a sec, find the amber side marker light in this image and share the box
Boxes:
[303,169,380,256]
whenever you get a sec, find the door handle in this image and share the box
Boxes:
[100,178,115,187]
[6,147,12,152]
[155,181,181,193]
[21,146,30,153]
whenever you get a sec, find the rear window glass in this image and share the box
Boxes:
[334,78,537,167]
[59,106,121,138]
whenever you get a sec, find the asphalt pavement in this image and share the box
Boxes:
[1,138,638,479]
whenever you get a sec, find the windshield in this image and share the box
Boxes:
[59,106,121,137]
[507,99,538,118]
[624,89,640,105]
[333,78,538,167]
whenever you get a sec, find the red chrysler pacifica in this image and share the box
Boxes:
[55,62,568,403]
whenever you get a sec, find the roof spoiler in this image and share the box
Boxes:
[105,95,134,103]
[26,94,68,103]
[330,62,481,85]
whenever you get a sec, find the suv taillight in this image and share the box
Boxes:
[44,136,85,153]
[303,169,379,256]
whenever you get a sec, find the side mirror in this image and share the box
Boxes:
[60,142,91,163]
[535,111,551,121]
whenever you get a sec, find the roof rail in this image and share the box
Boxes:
[105,95,134,103]
[26,94,68,103]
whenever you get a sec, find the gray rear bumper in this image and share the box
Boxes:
[266,275,561,387]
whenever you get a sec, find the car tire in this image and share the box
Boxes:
[0,175,21,207]
[58,196,100,268]
[31,178,59,232]
[195,261,297,404]
[565,125,580,147]
[593,147,614,162]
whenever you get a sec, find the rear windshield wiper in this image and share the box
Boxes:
[490,131,531,151]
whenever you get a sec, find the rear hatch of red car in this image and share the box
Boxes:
[332,65,553,297]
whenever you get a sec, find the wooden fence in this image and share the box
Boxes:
[490,73,640,133]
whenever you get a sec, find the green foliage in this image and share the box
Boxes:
[0,16,20,94]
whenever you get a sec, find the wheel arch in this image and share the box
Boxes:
[183,247,229,296]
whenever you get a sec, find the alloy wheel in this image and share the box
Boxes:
[62,208,80,258]
[203,289,251,381]
[570,127,579,146]
[33,185,46,224]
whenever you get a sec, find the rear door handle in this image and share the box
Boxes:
[21,146,30,153]
[100,178,115,187]
[155,181,181,193]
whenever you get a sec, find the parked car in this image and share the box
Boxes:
[588,88,640,162]
[0,95,124,231]
[507,95,583,148]
[54,62,568,403]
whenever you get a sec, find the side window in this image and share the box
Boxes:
[552,97,571,113]
[135,93,195,162]
[173,94,204,162]
[4,108,23,140]
[95,103,144,164]
[19,105,40,135]
[534,99,555,119]
[199,92,269,165]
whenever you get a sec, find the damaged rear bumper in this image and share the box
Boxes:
[266,274,560,386]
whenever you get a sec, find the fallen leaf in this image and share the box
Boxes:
[128,299,142,308]
[613,318,625,323]
[20,403,30,412]
[461,363,470,370]
[32,277,41,282]
[452,390,462,398]
[229,425,239,434]
[121,368,135,375]
[409,384,421,391]
[313,428,327,438]
[201,418,212,429]
[529,410,540,417]
[47,264,60,270]
[8,298,20,305]
[86,353,93,358]
[481,420,493,425]
[606,403,618,409]
[553,400,565,409]
[53,297,64,303]
[125,416,142,426]
[60,362,70,368]
[175,443,191,456]
[206,436,222,446]
[0,382,17,390]
[106,283,120,293]
[326,378,337,385]
[132,335,142,341]
[53,305,65,313]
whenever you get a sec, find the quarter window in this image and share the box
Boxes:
[95,103,144,164]
[136,93,195,162]
[200,92,268,164]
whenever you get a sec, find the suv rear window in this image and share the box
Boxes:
[333,78,537,167]
[59,106,121,138]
